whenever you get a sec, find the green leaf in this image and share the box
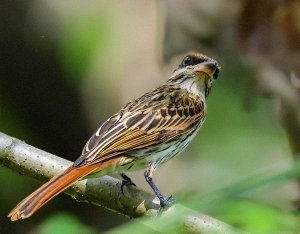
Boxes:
[215,200,300,234]
[38,212,95,234]
[58,12,111,85]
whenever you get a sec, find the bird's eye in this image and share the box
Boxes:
[182,56,192,66]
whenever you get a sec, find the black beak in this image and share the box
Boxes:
[202,61,217,70]
[193,60,219,79]
[205,60,220,80]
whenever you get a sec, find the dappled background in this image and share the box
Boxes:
[0,0,299,233]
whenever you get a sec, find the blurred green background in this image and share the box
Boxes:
[0,1,299,233]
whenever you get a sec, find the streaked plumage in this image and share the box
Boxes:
[8,52,220,221]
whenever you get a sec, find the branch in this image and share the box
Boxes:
[0,132,246,233]
[0,132,156,217]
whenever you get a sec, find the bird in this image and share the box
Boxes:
[8,52,220,221]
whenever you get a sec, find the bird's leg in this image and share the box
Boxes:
[144,164,174,209]
[120,173,136,195]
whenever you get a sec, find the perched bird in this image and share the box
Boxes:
[8,52,220,221]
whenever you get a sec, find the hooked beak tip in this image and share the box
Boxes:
[193,61,218,77]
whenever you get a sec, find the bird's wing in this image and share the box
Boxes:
[73,85,205,167]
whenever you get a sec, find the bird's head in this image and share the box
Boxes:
[168,52,220,98]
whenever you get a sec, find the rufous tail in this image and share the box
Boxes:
[8,164,99,221]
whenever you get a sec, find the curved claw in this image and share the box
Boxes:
[160,195,175,207]
[120,173,136,195]
[157,195,175,216]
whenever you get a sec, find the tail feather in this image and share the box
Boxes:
[8,164,99,221]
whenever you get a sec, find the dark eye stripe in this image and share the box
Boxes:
[182,56,192,66]
[179,55,210,68]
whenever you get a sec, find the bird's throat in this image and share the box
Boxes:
[176,78,206,100]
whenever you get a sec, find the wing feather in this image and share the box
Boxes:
[74,85,205,167]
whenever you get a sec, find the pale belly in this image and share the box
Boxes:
[116,129,200,172]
